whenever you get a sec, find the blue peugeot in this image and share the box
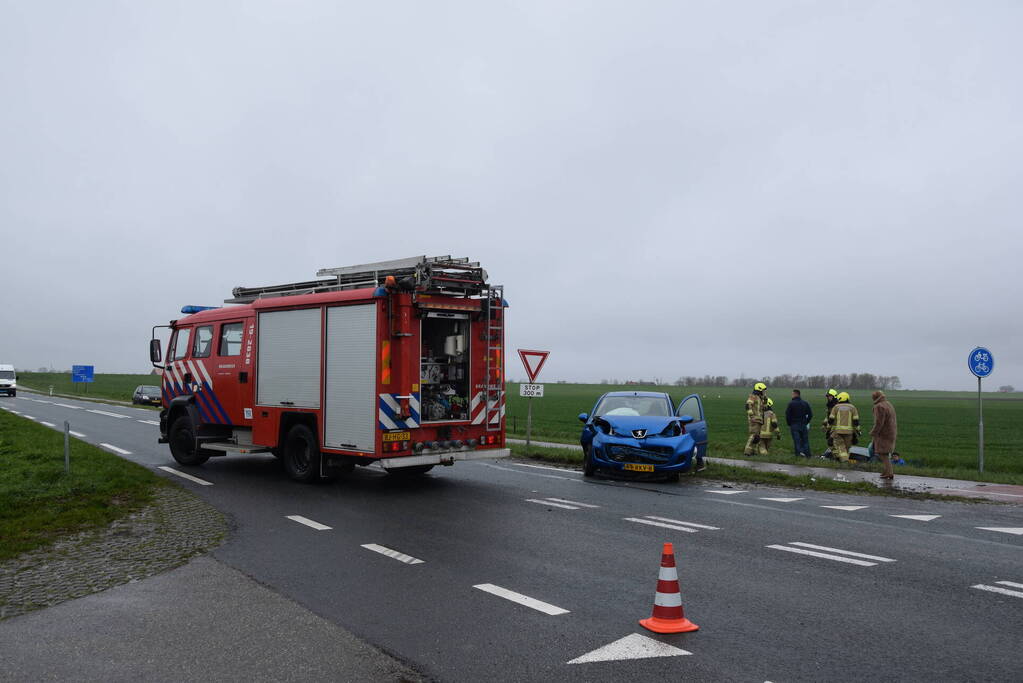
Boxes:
[578,391,708,481]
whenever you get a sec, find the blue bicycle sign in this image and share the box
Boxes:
[968,347,994,378]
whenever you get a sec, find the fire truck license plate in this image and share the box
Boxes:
[623,463,655,472]
[382,431,410,442]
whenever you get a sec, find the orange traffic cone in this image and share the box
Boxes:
[639,542,699,634]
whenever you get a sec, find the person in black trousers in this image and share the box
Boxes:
[785,389,813,457]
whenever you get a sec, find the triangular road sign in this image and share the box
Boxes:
[517,349,550,383]
[976,527,1023,536]
[567,633,692,664]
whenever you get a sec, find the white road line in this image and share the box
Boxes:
[513,463,580,474]
[87,409,131,419]
[760,497,805,502]
[484,463,582,483]
[976,527,1023,536]
[473,584,570,615]
[361,543,424,564]
[526,498,580,510]
[136,419,161,425]
[997,580,1023,590]
[972,584,1023,599]
[40,421,56,427]
[706,489,746,495]
[69,430,86,438]
[286,515,332,531]
[24,415,37,420]
[890,514,941,522]
[8,410,21,414]
[767,544,878,567]
[54,403,81,409]
[820,505,869,511]
[545,498,599,508]
[789,542,896,563]
[158,466,214,486]
[644,516,719,530]
[100,443,132,455]
[624,517,698,533]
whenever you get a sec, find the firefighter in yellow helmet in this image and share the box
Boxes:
[827,392,860,463]
[758,398,781,455]
[744,382,767,456]
[821,388,839,449]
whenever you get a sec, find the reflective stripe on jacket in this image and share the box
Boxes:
[828,403,859,434]
[746,393,764,423]
[760,410,780,438]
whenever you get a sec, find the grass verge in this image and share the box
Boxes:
[0,410,164,561]
[507,443,981,501]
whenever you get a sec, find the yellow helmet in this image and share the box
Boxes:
[837,391,850,403]
[827,389,838,397]
[754,382,767,392]
[766,398,774,408]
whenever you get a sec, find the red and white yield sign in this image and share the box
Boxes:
[517,349,550,383]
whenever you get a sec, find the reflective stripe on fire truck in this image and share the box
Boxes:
[488,391,505,425]
[163,360,230,425]
[378,392,421,430]
[470,391,485,425]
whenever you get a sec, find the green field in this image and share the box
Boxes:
[0,410,163,560]
[506,383,1023,483]
[16,372,160,403]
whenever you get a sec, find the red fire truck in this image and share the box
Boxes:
[149,256,509,482]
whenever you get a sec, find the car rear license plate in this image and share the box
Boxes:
[623,463,655,472]
[382,431,411,442]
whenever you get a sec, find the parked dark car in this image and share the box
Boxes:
[132,385,162,406]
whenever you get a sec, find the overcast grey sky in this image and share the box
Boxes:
[1,1,1020,390]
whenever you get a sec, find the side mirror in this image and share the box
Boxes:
[149,339,163,364]
[679,415,695,425]
[578,413,589,423]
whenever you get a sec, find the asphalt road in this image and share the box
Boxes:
[4,393,1023,682]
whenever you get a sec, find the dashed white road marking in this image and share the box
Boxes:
[568,633,691,664]
[54,403,81,409]
[706,489,746,495]
[136,419,161,426]
[361,543,424,564]
[8,410,21,414]
[286,515,332,531]
[100,443,132,455]
[158,466,214,486]
[768,542,896,567]
[625,517,697,533]
[890,514,941,522]
[760,497,805,502]
[789,542,896,562]
[820,505,869,511]
[644,516,719,530]
[473,584,569,615]
[972,582,1023,599]
[976,527,1023,536]
[69,430,86,438]
[513,463,580,474]
[545,498,599,508]
[526,498,580,510]
[87,409,131,419]
[40,421,56,427]
[24,415,37,420]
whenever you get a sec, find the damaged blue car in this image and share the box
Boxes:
[578,391,708,481]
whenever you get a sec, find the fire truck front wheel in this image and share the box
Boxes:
[283,424,322,483]
[168,417,210,467]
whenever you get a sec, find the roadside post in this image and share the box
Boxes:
[63,420,70,474]
[968,347,994,472]
[71,365,94,395]
[517,349,550,453]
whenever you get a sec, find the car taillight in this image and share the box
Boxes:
[479,435,501,446]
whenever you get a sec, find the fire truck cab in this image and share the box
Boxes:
[150,256,509,482]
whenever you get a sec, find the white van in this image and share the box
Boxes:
[0,364,16,397]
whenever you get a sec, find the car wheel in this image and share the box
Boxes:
[283,424,321,483]
[168,417,210,466]
[582,446,596,477]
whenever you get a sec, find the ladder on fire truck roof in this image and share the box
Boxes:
[225,256,489,304]
[484,284,504,432]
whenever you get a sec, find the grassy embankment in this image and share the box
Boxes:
[16,372,158,403]
[0,409,163,560]
[506,383,1023,485]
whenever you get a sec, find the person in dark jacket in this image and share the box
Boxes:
[785,389,813,457]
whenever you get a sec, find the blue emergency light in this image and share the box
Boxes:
[181,305,220,314]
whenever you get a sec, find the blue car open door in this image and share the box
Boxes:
[676,393,708,458]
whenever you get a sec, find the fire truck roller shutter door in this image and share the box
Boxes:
[256,309,322,409]
[324,304,377,452]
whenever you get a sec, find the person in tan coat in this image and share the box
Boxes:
[870,391,898,480]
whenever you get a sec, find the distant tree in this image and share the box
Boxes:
[999,385,1015,392]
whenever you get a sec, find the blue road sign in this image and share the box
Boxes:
[71,365,95,383]
[968,348,994,378]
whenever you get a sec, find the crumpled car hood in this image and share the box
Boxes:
[596,415,678,437]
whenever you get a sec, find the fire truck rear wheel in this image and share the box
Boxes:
[168,417,209,467]
[283,424,322,483]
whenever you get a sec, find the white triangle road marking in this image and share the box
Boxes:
[976,527,1023,536]
[760,497,804,502]
[568,633,692,664]
[706,489,746,495]
[820,505,869,511]
[890,514,941,522]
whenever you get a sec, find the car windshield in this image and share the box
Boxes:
[0,371,14,380]
[141,386,160,393]
[594,395,670,417]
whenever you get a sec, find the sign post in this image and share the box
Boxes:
[71,365,94,395]
[518,349,550,453]
[968,347,994,472]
